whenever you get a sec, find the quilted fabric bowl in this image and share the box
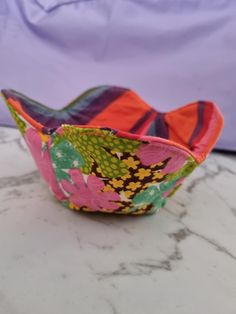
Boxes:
[1,86,223,215]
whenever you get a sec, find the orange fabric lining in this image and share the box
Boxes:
[87,90,153,132]
[133,110,157,135]
[189,102,224,162]
[191,102,214,148]
[164,101,224,162]
[165,103,198,148]
[5,93,224,164]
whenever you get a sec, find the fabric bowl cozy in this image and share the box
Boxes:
[1,86,224,215]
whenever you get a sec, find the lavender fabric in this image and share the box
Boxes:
[0,0,235,151]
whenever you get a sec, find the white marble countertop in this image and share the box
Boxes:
[0,126,236,314]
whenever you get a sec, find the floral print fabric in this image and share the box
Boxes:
[61,126,140,178]
[24,128,65,201]
[137,142,189,174]
[61,169,120,212]
[21,121,198,215]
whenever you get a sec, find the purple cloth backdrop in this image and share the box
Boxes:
[0,0,235,151]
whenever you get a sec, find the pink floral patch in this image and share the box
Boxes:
[25,128,65,200]
[137,142,188,174]
[61,169,120,212]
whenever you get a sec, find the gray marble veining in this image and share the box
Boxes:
[0,127,236,314]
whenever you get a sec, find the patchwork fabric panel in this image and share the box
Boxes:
[1,86,223,215]
[10,111,197,215]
